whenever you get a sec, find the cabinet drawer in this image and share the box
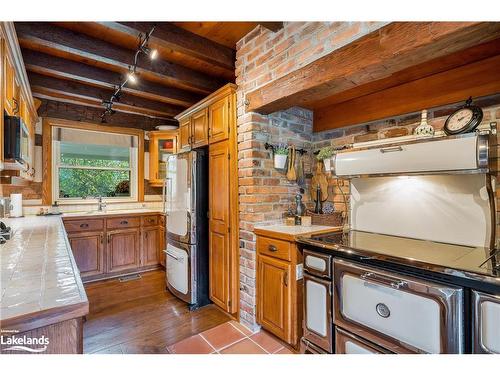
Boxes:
[257,236,291,261]
[106,216,140,230]
[64,219,104,233]
[142,215,159,227]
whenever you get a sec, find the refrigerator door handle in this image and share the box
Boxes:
[164,249,182,262]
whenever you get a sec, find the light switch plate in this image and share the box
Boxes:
[296,263,303,280]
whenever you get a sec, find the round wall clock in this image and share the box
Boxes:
[443,97,483,135]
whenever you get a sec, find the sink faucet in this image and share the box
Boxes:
[97,196,107,212]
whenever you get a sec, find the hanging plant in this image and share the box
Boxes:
[316,146,335,171]
[273,144,289,169]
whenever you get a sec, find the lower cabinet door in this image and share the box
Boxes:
[107,229,141,273]
[159,228,166,267]
[257,254,292,343]
[142,227,160,266]
[68,231,105,278]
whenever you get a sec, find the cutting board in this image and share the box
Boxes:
[310,160,329,202]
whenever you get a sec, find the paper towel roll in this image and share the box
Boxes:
[10,193,23,217]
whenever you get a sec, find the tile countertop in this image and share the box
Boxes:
[254,224,342,241]
[62,208,163,217]
[0,216,89,332]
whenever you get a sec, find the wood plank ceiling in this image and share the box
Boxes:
[15,22,280,130]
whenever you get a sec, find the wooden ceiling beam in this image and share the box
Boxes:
[28,72,183,118]
[15,22,225,95]
[22,49,202,108]
[37,98,177,131]
[245,22,500,114]
[101,22,234,72]
[258,22,284,32]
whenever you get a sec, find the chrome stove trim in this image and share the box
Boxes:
[297,234,500,287]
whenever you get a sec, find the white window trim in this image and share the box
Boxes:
[51,131,139,205]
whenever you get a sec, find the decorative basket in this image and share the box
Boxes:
[306,210,343,227]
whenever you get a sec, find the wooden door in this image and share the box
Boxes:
[191,108,209,148]
[208,141,232,312]
[257,255,292,343]
[107,228,141,273]
[178,117,191,151]
[208,96,230,144]
[142,227,160,266]
[68,232,105,278]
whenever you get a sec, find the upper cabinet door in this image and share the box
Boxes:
[191,108,209,148]
[178,117,191,151]
[208,96,230,144]
[3,47,16,116]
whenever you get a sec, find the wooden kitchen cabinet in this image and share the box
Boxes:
[191,107,209,148]
[107,228,141,273]
[64,213,165,282]
[255,229,304,348]
[208,140,232,311]
[175,84,239,316]
[3,43,16,116]
[178,117,191,151]
[142,226,160,266]
[148,130,177,187]
[257,254,292,341]
[67,232,105,278]
[208,95,230,144]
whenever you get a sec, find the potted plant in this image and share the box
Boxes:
[317,146,334,171]
[273,144,289,169]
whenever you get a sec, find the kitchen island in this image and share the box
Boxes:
[0,216,89,354]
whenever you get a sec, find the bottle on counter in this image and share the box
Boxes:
[295,193,305,225]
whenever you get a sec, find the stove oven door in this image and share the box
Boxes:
[303,273,332,352]
[333,258,464,353]
[472,290,500,353]
[335,327,391,354]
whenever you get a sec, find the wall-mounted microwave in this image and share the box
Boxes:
[4,112,29,164]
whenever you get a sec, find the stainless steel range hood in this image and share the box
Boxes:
[333,133,491,178]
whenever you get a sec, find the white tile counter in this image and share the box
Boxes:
[0,216,88,331]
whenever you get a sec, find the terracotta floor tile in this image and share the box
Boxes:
[250,331,284,353]
[167,334,215,354]
[220,338,267,354]
[200,321,246,350]
[274,346,294,354]
[229,321,254,336]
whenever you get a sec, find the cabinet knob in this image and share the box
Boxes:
[120,220,128,225]
[268,244,277,252]
[80,223,89,228]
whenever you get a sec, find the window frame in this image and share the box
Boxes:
[42,118,145,205]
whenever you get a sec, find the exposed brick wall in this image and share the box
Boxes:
[236,21,500,330]
[236,22,387,329]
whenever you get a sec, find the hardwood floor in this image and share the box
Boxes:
[83,270,231,354]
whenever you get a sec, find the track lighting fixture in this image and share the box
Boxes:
[100,25,156,122]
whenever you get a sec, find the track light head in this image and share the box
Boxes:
[127,70,137,84]
[150,48,158,60]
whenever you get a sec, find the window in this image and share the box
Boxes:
[52,126,139,203]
